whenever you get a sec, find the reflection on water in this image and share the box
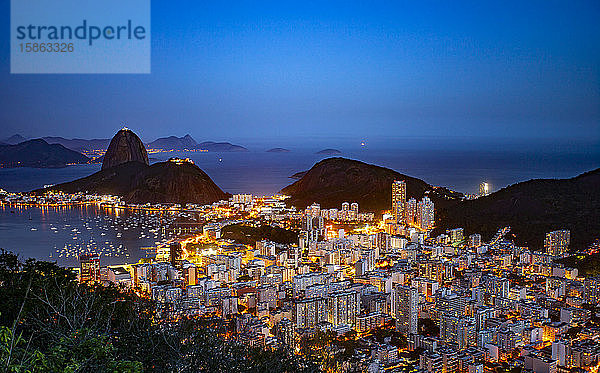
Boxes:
[0,203,179,267]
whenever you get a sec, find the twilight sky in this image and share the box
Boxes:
[0,1,599,143]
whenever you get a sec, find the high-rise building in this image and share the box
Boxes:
[170,242,182,266]
[392,284,418,335]
[350,202,359,216]
[468,234,482,248]
[405,197,417,225]
[276,318,296,348]
[294,297,327,329]
[584,277,600,305]
[307,203,321,217]
[327,290,360,327]
[79,253,100,283]
[544,230,570,256]
[392,180,407,224]
[479,182,490,197]
[416,197,435,231]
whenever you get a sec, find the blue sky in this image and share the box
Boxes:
[0,0,598,143]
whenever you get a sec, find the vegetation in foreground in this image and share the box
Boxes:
[0,251,315,372]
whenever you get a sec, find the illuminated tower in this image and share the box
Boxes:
[479,182,490,197]
[79,253,100,283]
[392,284,418,334]
[392,180,406,224]
[416,197,435,231]
[405,198,417,225]
[544,230,570,256]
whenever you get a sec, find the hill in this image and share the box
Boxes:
[2,134,28,144]
[267,148,291,153]
[42,136,110,152]
[42,160,228,205]
[435,169,600,251]
[102,128,149,170]
[0,139,90,168]
[147,134,198,150]
[281,157,461,212]
[197,141,248,152]
[316,148,341,155]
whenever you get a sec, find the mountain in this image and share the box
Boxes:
[435,169,600,251]
[0,139,90,168]
[147,135,198,150]
[267,148,291,153]
[145,136,248,152]
[42,137,110,152]
[41,160,228,205]
[281,157,461,212]
[102,128,149,170]
[2,134,28,145]
[316,149,342,155]
[196,141,248,152]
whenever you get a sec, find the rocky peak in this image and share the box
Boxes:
[101,128,149,170]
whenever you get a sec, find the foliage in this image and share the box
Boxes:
[555,252,600,277]
[221,223,299,246]
[418,318,439,337]
[0,251,314,373]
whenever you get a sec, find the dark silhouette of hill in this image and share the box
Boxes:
[41,160,227,205]
[147,135,198,150]
[2,134,28,144]
[0,139,90,168]
[435,169,600,251]
[102,128,149,170]
[196,141,248,152]
[266,148,291,153]
[281,157,461,212]
[316,149,341,155]
[42,137,110,152]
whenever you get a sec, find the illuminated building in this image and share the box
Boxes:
[391,180,406,224]
[79,253,100,282]
[275,318,296,348]
[468,234,481,248]
[307,203,321,217]
[584,276,600,305]
[479,182,490,197]
[391,284,418,334]
[447,228,464,243]
[327,290,360,327]
[544,230,570,256]
[416,196,435,231]
[405,197,417,225]
[294,297,327,329]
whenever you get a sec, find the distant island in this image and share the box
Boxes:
[266,147,291,153]
[0,139,90,168]
[316,148,342,155]
[147,135,248,152]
